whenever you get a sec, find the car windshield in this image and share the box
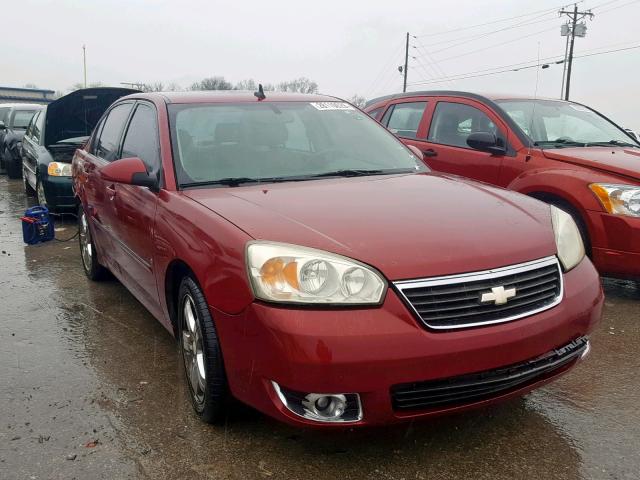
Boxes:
[12,109,38,129]
[168,101,426,187]
[495,99,639,148]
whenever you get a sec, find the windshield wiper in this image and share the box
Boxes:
[584,140,639,148]
[533,139,586,148]
[180,168,420,189]
[181,177,262,188]
[306,168,418,179]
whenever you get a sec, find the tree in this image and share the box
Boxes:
[190,76,233,91]
[348,94,367,108]
[166,82,182,91]
[276,77,318,94]
[142,82,165,92]
[234,79,257,91]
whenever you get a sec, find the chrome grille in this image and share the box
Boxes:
[391,336,588,411]
[394,256,563,330]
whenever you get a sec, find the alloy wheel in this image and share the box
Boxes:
[181,294,207,406]
[79,210,93,272]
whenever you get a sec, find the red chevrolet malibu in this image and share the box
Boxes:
[72,90,603,427]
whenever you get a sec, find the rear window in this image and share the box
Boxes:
[11,110,38,129]
[384,102,428,139]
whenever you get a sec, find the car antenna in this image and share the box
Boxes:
[254,84,266,101]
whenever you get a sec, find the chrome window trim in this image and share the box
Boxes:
[394,256,564,330]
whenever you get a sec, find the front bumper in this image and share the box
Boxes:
[42,174,76,210]
[586,209,640,280]
[212,258,603,427]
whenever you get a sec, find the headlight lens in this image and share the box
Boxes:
[589,183,640,217]
[48,162,72,177]
[246,242,387,304]
[550,205,585,271]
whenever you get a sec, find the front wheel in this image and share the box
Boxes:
[178,276,228,424]
[78,204,108,280]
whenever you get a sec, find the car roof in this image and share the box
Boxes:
[364,90,570,108]
[0,103,44,110]
[122,91,342,104]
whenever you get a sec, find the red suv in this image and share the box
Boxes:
[72,91,602,427]
[365,92,640,284]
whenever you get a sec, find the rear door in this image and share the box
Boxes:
[415,98,508,184]
[109,101,162,313]
[21,110,44,188]
[82,102,135,267]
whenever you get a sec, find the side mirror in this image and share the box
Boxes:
[406,144,424,161]
[99,156,159,192]
[0,121,6,131]
[467,132,506,155]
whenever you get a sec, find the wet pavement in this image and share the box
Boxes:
[1,175,639,480]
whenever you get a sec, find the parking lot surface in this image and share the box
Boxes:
[1,176,639,480]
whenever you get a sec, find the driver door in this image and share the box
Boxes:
[417,98,508,185]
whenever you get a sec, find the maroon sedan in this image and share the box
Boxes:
[72,91,603,427]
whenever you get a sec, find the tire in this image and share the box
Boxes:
[178,276,228,424]
[78,204,109,280]
[23,170,35,196]
[36,177,48,209]
[5,149,22,179]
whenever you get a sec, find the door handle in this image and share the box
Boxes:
[106,184,116,200]
[422,149,438,158]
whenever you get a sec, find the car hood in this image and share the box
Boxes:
[44,87,139,147]
[184,173,557,281]
[541,147,640,181]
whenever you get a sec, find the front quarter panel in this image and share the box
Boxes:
[154,190,255,321]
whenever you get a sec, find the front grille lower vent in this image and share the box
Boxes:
[391,336,588,411]
[394,256,563,330]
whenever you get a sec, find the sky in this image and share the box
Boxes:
[2,0,639,130]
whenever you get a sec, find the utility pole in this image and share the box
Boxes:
[403,32,409,92]
[559,4,594,100]
[82,44,87,88]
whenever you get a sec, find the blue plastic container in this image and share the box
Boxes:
[21,206,55,245]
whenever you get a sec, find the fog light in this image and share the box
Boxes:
[271,381,362,423]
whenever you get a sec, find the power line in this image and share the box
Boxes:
[405,43,640,87]
[413,2,581,38]
[419,12,559,51]
[415,24,561,65]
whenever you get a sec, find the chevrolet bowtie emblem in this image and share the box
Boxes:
[480,286,517,305]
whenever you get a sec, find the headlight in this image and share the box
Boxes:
[550,205,585,271]
[589,183,640,217]
[48,162,72,177]
[246,241,387,304]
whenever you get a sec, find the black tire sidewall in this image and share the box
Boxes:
[177,276,228,423]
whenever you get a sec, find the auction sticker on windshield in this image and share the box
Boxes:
[310,102,354,111]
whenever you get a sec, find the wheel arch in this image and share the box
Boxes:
[526,190,592,256]
[164,259,199,337]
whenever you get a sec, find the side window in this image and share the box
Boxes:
[384,102,428,139]
[25,111,39,138]
[367,107,383,120]
[428,102,501,149]
[89,118,106,155]
[120,103,160,173]
[0,107,10,124]
[31,111,44,144]
[95,103,134,161]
